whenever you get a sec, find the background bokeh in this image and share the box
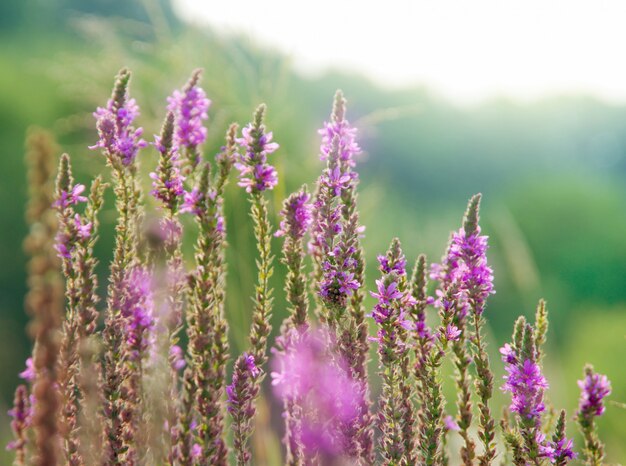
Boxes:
[0,1,624,463]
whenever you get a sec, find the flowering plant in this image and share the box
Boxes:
[9,69,614,466]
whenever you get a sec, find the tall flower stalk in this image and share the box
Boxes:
[310,91,373,462]
[452,194,496,466]
[91,68,146,465]
[8,384,32,466]
[74,176,106,465]
[184,124,236,465]
[432,241,475,465]
[500,304,576,465]
[411,289,444,464]
[23,129,64,466]
[271,328,362,465]
[576,366,611,466]
[54,154,105,466]
[228,105,278,465]
[147,110,189,463]
[274,186,313,465]
[370,239,416,464]
[167,68,211,173]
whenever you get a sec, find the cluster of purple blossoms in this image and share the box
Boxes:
[538,432,577,464]
[500,342,577,463]
[378,253,407,276]
[179,187,225,231]
[121,266,155,362]
[431,227,494,322]
[53,183,87,209]
[319,249,360,309]
[318,114,360,167]
[271,328,360,460]
[309,99,363,320]
[500,345,548,425]
[578,369,611,418]
[275,189,312,239]
[235,120,279,193]
[169,345,186,372]
[55,216,92,260]
[167,82,210,151]
[323,166,353,197]
[7,360,35,453]
[73,214,92,239]
[442,324,461,342]
[308,187,341,261]
[370,279,415,327]
[242,353,261,378]
[370,259,416,348]
[6,385,31,453]
[149,137,185,209]
[180,188,203,216]
[226,352,260,414]
[445,226,494,315]
[90,94,147,166]
[54,182,91,259]
[19,358,35,383]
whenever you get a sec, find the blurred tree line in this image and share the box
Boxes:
[0,0,178,31]
[0,0,624,460]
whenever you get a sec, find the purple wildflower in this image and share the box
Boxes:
[578,369,611,418]
[6,385,31,455]
[150,113,186,211]
[444,415,461,432]
[227,353,260,414]
[576,365,610,466]
[180,188,203,216]
[371,279,404,307]
[19,358,35,383]
[271,328,360,461]
[370,276,415,345]
[53,171,90,261]
[324,166,352,197]
[401,317,431,341]
[445,226,494,315]
[90,70,147,165]
[235,159,278,194]
[169,345,186,372]
[167,72,211,151]
[191,443,202,459]
[499,343,517,364]
[275,189,312,239]
[431,196,494,318]
[501,347,548,425]
[443,324,462,342]
[235,105,279,193]
[539,435,576,464]
[53,184,87,209]
[318,92,361,167]
[149,168,185,206]
[378,254,407,276]
[243,353,261,379]
[319,267,360,309]
[54,241,70,260]
[74,214,92,239]
[121,267,155,362]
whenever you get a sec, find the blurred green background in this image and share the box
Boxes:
[0,0,624,462]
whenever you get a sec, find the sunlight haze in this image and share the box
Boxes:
[174,0,626,103]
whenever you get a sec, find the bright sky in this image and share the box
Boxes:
[174,0,626,104]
